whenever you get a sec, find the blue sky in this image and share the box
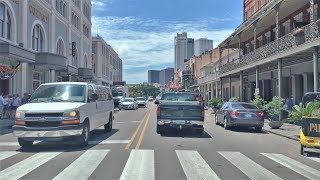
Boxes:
[91,0,243,84]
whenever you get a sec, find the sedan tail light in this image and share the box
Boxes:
[257,113,264,118]
[230,111,239,116]
[201,106,205,118]
[157,106,161,117]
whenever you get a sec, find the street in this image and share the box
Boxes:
[0,102,319,180]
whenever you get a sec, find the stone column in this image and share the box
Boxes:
[255,66,259,95]
[220,78,223,99]
[240,71,244,101]
[278,59,283,97]
[238,33,242,57]
[216,81,219,98]
[313,46,319,92]
[253,21,258,50]
[229,75,232,99]
[50,70,56,82]
[310,0,315,23]
[275,3,281,40]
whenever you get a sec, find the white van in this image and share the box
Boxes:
[12,82,114,147]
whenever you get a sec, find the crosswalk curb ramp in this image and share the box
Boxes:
[0,149,319,180]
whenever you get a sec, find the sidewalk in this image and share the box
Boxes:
[262,120,300,141]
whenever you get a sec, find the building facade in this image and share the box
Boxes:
[174,32,194,71]
[92,35,122,86]
[148,70,160,84]
[199,0,320,105]
[159,67,174,85]
[0,0,92,95]
[194,38,213,56]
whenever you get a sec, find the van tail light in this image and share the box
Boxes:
[157,106,161,117]
[307,138,315,143]
[230,111,239,116]
[257,113,264,118]
[201,106,205,118]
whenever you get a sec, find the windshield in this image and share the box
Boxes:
[29,84,86,103]
[231,103,258,110]
[137,98,145,101]
[161,93,197,101]
[113,92,123,97]
[122,99,134,102]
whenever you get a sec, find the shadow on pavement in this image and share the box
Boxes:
[230,127,269,134]
[160,129,212,139]
[17,129,119,153]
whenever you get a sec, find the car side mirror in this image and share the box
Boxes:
[90,93,98,102]
[154,100,159,104]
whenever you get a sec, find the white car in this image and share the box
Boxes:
[136,97,147,107]
[119,98,139,110]
[12,82,114,148]
[148,96,154,101]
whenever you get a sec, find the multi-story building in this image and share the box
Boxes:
[92,35,122,86]
[174,32,194,71]
[159,67,174,85]
[194,38,213,56]
[0,0,92,95]
[199,0,320,105]
[148,70,160,84]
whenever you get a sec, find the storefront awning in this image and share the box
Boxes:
[0,42,35,65]
[78,67,93,79]
[35,52,67,71]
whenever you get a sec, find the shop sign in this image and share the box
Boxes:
[0,66,21,79]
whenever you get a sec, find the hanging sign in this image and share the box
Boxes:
[0,65,21,79]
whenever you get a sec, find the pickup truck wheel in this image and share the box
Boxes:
[78,121,90,147]
[18,138,33,148]
[104,114,113,132]
[224,117,230,130]
[215,115,220,125]
[156,125,163,134]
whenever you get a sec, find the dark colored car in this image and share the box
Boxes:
[215,102,264,132]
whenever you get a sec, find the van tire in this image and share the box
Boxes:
[78,120,90,147]
[156,125,163,134]
[104,114,113,132]
[18,138,33,148]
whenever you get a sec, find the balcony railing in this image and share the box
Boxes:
[219,20,320,74]
[198,74,217,85]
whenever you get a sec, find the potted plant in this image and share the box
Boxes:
[229,97,239,102]
[208,97,222,113]
[264,96,285,129]
[289,101,320,125]
[251,95,266,110]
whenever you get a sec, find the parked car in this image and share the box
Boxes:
[13,82,114,148]
[119,98,139,110]
[215,102,264,132]
[148,96,154,101]
[136,97,147,107]
[155,92,204,135]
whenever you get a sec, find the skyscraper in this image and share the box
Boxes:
[194,38,213,56]
[148,70,160,84]
[159,68,174,85]
[174,32,194,71]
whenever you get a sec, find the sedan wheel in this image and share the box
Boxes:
[224,117,230,130]
[215,115,220,125]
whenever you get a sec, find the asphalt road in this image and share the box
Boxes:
[0,102,319,180]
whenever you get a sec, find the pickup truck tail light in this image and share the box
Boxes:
[157,106,161,117]
[230,111,239,116]
[256,113,264,118]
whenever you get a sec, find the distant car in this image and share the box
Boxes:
[136,97,147,107]
[215,102,264,132]
[148,96,154,101]
[119,98,139,110]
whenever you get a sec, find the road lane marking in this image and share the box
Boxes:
[261,153,320,180]
[219,151,283,180]
[125,110,150,149]
[119,149,154,180]
[89,140,130,145]
[0,151,19,161]
[308,157,320,163]
[114,121,141,124]
[53,150,109,180]
[0,141,41,146]
[176,150,220,180]
[135,111,152,149]
[0,151,62,180]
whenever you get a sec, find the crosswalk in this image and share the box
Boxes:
[0,149,319,180]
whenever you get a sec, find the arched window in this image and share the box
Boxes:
[0,2,12,40]
[56,38,64,55]
[72,49,78,67]
[32,24,44,52]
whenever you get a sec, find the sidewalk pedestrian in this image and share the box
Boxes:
[11,94,21,117]
[8,95,14,119]
[0,92,4,119]
[3,94,9,118]
[21,93,30,105]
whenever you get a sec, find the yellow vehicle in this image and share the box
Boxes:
[300,93,320,155]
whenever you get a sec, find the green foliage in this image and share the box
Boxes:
[217,101,224,109]
[289,101,320,122]
[208,97,221,108]
[251,95,266,110]
[264,96,285,119]
[128,84,160,98]
[229,97,239,102]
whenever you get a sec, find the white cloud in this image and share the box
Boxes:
[92,0,114,11]
[92,16,234,83]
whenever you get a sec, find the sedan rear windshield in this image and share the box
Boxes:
[161,93,197,101]
[123,99,134,102]
[137,98,146,101]
[232,103,258,109]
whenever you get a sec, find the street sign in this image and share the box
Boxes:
[255,88,260,95]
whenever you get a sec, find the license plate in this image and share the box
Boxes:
[245,114,252,118]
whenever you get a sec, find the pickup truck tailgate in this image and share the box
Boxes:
[159,101,203,120]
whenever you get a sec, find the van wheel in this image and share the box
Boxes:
[104,114,113,132]
[156,125,163,134]
[18,138,33,148]
[215,115,220,125]
[78,121,90,147]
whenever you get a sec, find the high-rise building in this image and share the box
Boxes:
[174,32,194,71]
[92,36,123,86]
[194,38,213,56]
[160,68,174,85]
[148,70,160,84]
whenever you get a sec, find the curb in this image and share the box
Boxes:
[263,129,299,141]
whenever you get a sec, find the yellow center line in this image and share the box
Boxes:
[125,109,150,149]
[135,107,154,149]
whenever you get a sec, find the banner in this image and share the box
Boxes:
[0,65,21,79]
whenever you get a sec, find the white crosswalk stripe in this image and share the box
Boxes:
[53,150,109,180]
[119,149,155,180]
[0,151,62,180]
[261,153,320,180]
[0,151,19,161]
[219,151,283,180]
[176,150,220,180]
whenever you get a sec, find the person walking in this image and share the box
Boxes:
[11,94,21,116]
[21,93,30,105]
[0,92,4,119]
[3,95,9,118]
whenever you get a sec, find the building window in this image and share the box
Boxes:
[251,5,255,16]
[72,0,80,8]
[56,38,64,55]
[83,3,90,19]
[71,11,80,29]
[32,24,44,52]
[245,11,248,21]
[72,48,78,67]
[56,0,67,18]
[32,71,44,91]
[92,44,96,54]
[83,23,90,38]
[0,3,12,40]
[258,0,262,9]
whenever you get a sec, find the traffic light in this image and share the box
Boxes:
[72,42,76,57]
